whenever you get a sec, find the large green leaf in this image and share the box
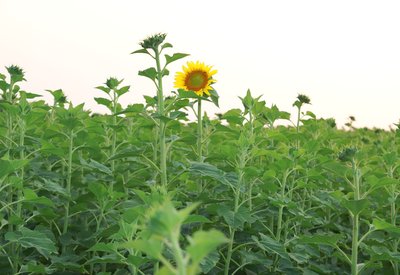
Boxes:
[189,162,237,187]
[5,227,57,258]
[341,199,370,216]
[187,229,227,264]
[23,188,55,207]
[216,205,254,230]
[94,97,112,110]
[0,159,29,178]
[81,158,112,175]
[138,67,158,81]
[252,233,290,260]
[165,53,189,65]
[373,219,400,235]
[298,234,342,247]
[120,238,163,259]
[88,242,117,253]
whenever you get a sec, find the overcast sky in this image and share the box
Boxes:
[1,0,400,128]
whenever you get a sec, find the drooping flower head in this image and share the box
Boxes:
[174,61,217,97]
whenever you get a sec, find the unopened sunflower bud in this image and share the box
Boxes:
[140,33,167,51]
[297,94,311,104]
[338,147,357,162]
[6,65,25,83]
[106,77,120,89]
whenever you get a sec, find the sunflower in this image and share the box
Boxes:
[174,61,217,97]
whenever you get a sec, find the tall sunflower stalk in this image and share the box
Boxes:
[95,77,130,192]
[132,34,189,189]
[292,94,311,150]
[174,61,217,191]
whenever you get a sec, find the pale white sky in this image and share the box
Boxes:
[1,0,400,128]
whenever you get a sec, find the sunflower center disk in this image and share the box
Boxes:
[185,71,207,91]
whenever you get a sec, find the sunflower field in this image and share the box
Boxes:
[1,34,400,275]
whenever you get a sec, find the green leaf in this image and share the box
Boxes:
[373,219,400,234]
[366,176,399,193]
[162,69,169,77]
[0,159,29,178]
[147,202,182,237]
[209,89,219,107]
[217,205,254,230]
[81,158,112,175]
[199,250,220,273]
[239,89,255,110]
[322,162,350,176]
[88,242,116,253]
[40,140,64,157]
[305,111,316,119]
[120,239,163,259]
[298,234,342,247]
[187,230,228,264]
[108,147,141,161]
[126,255,147,268]
[5,227,57,258]
[0,80,8,92]
[161,42,173,50]
[138,67,158,81]
[221,109,244,125]
[253,233,290,260]
[183,215,211,224]
[85,255,124,265]
[47,89,67,104]
[23,92,42,99]
[40,179,69,198]
[155,266,175,275]
[189,161,237,187]
[165,53,189,65]
[144,95,157,106]
[95,86,111,94]
[88,182,108,200]
[131,48,151,55]
[23,188,55,207]
[118,104,144,115]
[94,97,112,109]
[341,199,370,216]
[20,261,52,273]
[177,88,199,99]
[178,202,200,222]
[116,85,130,97]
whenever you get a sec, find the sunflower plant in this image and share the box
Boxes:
[95,77,130,190]
[132,33,189,189]
[174,61,218,192]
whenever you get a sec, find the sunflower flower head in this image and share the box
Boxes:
[174,61,217,97]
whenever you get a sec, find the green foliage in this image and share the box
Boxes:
[1,49,400,275]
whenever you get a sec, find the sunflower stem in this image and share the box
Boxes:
[197,98,203,191]
[351,160,360,275]
[111,88,117,192]
[62,130,74,254]
[154,47,168,189]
